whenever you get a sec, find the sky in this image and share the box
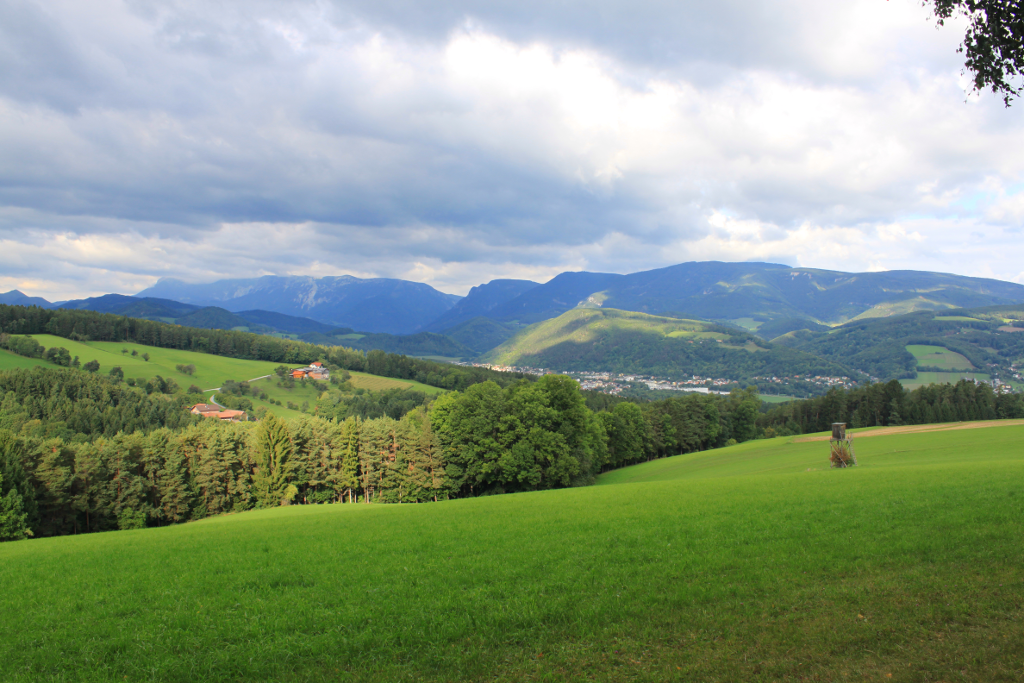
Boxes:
[1,0,1023,300]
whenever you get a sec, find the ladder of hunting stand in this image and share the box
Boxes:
[829,422,857,468]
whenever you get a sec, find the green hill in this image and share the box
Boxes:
[0,334,435,420]
[2,422,1022,681]
[299,329,474,358]
[441,316,518,354]
[776,304,1024,387]
[173,306,256,331]
[482,308,857,383]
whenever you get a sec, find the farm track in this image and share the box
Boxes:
[793,418,1024,442]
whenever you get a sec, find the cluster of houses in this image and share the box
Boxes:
[188,404,248,422]
[291,361,330,380]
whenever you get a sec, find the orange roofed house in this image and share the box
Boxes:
[189,404,248,422]
[291,361,330,380]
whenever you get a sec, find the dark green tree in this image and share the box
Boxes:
[252,413,296,507]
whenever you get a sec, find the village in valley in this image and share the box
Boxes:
[455,361,855,397]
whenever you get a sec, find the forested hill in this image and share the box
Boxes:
[482,308,859,381]
[774,304,1024,382]
[0,304,527,392]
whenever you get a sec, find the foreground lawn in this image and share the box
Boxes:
[1,425,1022,681]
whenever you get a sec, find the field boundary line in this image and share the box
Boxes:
[792,419,1024,442]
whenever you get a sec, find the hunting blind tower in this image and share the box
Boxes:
[829,422,857,468]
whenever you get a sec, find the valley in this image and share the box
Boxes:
[6,261,1024,398]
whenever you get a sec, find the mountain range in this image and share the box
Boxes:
[136,275,460,335]
[467,262,1024,327]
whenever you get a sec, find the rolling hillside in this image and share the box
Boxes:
[299,329,474,358]
[775,304,1024,387]
[2,422,1022,681]
[0,334,435,420]
[482,308,857,381]
[441,316,519,354]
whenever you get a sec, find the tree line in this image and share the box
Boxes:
[0,367,768,540]
[757,379,1024,436]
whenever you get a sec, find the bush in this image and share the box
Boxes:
[83,360,100,373]
[175,363,196,376]
[44,347,71,366]
[117,508,148,530]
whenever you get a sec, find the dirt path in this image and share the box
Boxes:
[792,419,1024,442]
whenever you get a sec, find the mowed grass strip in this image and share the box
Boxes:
[1,425,1022,681]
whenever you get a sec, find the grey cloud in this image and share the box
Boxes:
[0,0,1021,300]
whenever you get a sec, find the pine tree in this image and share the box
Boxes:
[0,471,31,541]
[0,429,38,532]
[151,429,193,523]
[72,441,113,533]
[251,413,296,507]
[104,433,150,529]
[30,438,76,536]
[332,417,360,503]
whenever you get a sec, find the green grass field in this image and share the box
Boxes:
[2,422,1022,681]
[0,336,439,420]
[902,371,991,390]
[906,344,975,371]
[0,348,51,371]
[901,344,989,390]
[759,394,797,403]
[846,297,954,321]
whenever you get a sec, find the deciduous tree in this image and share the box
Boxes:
[928,0,1024,105]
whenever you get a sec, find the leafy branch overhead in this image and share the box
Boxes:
[928,0,1024,105]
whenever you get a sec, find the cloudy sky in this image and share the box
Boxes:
[1,0,1022,300]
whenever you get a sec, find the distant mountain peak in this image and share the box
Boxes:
[0,289,53,308]
[135,273,460,334]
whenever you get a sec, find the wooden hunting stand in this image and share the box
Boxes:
[829,422,857,468]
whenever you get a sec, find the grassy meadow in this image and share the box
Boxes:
[2,422,1023,681]
[0,335,439,420]
[901,344,991,390]
[906,344,975,371]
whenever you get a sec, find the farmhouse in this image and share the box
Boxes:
[189,404,248,422]
[291,361,330,380]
